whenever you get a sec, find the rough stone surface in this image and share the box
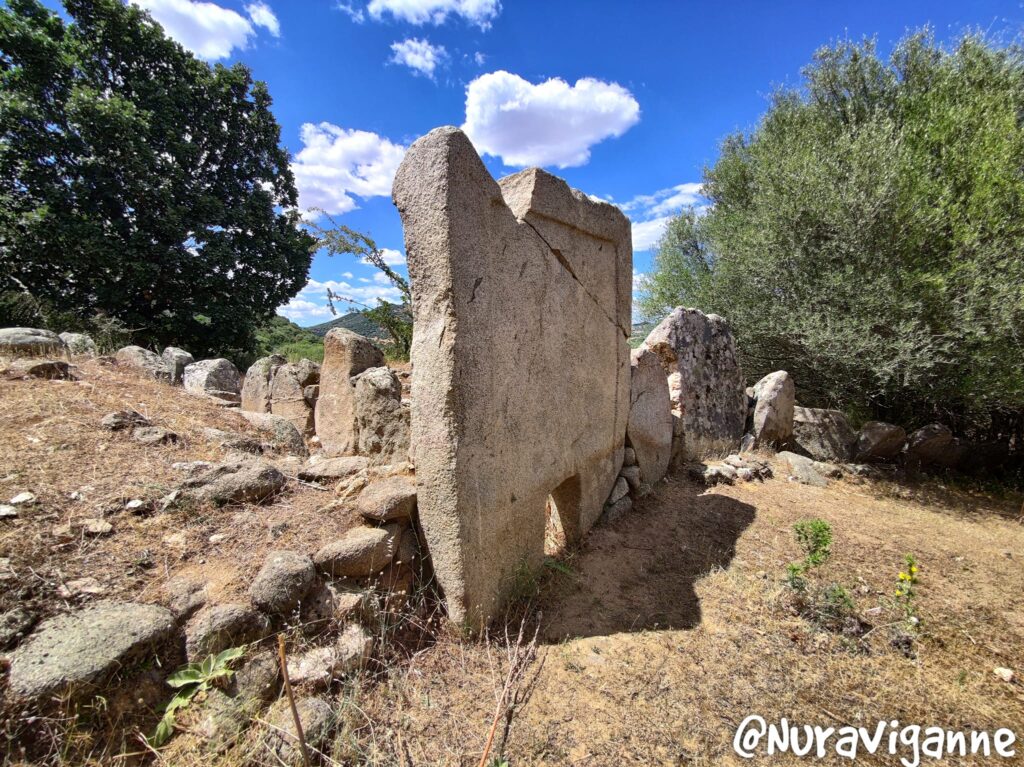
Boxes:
[393,126,631,626]
[906,423,959,467]
[792,406,857,462]
[313,525,398,577]
[184,359,242,400]
[352,366,411,464]
[184,603,269,661]
[271,361,320,436]
[855,421,906,462]
[642,307,746,452]
[298,455,368,482]
[8,602,177,699]
[237,411,308,456]
[101,409,150,431]
[626,346,672,486]
[133,425,178,446]
[60,332,97,356]
[179,459,286,505]
[115,346,171,380]
[160,347,194,384]
[249,551,315,615]
[241,354,286,414]
[203,428,262,454]
[266,696,335,766]
[354,475,416,522]
[315,329,384,455]
[750,371,796,446]
[777,451,828,487]
[0,327,65,356]
[0,607,36,650]
[603,495,632,523]
[3,358,72,380]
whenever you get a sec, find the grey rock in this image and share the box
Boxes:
[315,329,385,456]
[184,359,241,400]
[353,475,416,522]
[855,421,906,462]
[608,476,629,504]
[603,495,632,523]
[161,347,194,384]
[115,346,171,381]
[619,465,643,493]
[906,423,959,468]
[792,406,856,462]
[184,603,270,661]
[298,455,368,482]
[750,370,795,447]
[352,366,411,464]
[777,451,828,487]
[0,607,36,650]
[270,361,319,437]
[132,425,178,446]
[313,525,398,578]
[3,358,72,380]
[195,652,279,752]
[165,576,209,620]
[623,447,637,466]
[241,354,287,414]
[237,410,308,457]
[8,601,177,700]
[0,327,65,356]
[249,550,315,615]
[179,459,286,506]
[266,696,335,766]
[60,332,97,356]
[203,427,262,454]
[101,409,150,431]
[626,346,673,486]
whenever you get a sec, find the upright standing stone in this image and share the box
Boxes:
[161,347,194,384]
[241,354,286,413]
[750,370,795,447]
[642,307,746,455]
[352,366,410,464]
[270,360,320,436]
[626,347,673,486]
[315,330,383,455]
[393,126,631,627]
[60,332,97,356]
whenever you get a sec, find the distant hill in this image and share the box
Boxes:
[305,311,387,340]
[629,321,656,349]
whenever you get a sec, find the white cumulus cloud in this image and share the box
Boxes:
[291,123,406,216]
[389,37,447,78]
[367,0,500,27]
[132,0,279,60]
[623,182,707,252]
[631,216,673,252]
[280,277,405,324]
[462,71,640,168]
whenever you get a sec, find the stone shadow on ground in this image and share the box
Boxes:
[537,477,755,642]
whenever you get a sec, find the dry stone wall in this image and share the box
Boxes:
[393,126,632,627]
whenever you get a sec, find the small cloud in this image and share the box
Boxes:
[336,1,365,22]
[622,182,707,252]
[473,51,486,65]
[367,0,500,28]
[462,71,640,168]
[245,1,279,36]
[280,278,405,324]
[389,37,448,79]
[291,122,406,216]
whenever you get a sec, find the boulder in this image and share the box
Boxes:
[237,411,308,456]
[353,475,417,522]
[642,307,747,450]
[270,361,319,436]
[285,625,371,688]
[315,329,384,456]
[298,455,368,483]
[8,602,177,700]
[906,423,960,468]
[101,409,150,431]
[791,406,856,462]
[161,347,194,384]
[352,367,411,464]
[603,495,632,523]
[249,551,316,615]
[60,332,97,356]
[0,607,36,650]
[115,345,171,381]
[195,652,279,752]
[178,459,286,505]
[626,347,673,486]
[608,476,629,504]
[750,371,795,447]
[265,696,335,766]
[0,327,65,356]
[313,525,398,578]
[203,428,262,454]
[777,451,828,487]
[133,426,178,446]
[2,358,72,380]
[184,603,270,661]
[854,421,906,462]
[241,354,286,414]
[184,358,241,401]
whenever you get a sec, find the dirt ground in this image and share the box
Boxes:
[343,470,1024,766]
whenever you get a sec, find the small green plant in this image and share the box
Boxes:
[149,646,245,747]
[785,519,833,591]
[893,554,921,628]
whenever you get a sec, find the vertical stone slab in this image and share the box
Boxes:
[627,346,673,486]
[314,330,384,456]
[241,354,286,414]
[393,126,632,627]
[642,307,746,455]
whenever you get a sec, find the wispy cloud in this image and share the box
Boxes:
[621,182,706,252]
[367,0,500,28]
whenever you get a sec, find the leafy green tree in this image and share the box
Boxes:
[307,210,413,359]
[0,0,315,359]
[641,31,1024,440]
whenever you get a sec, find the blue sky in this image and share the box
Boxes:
[69,0,1024,325]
